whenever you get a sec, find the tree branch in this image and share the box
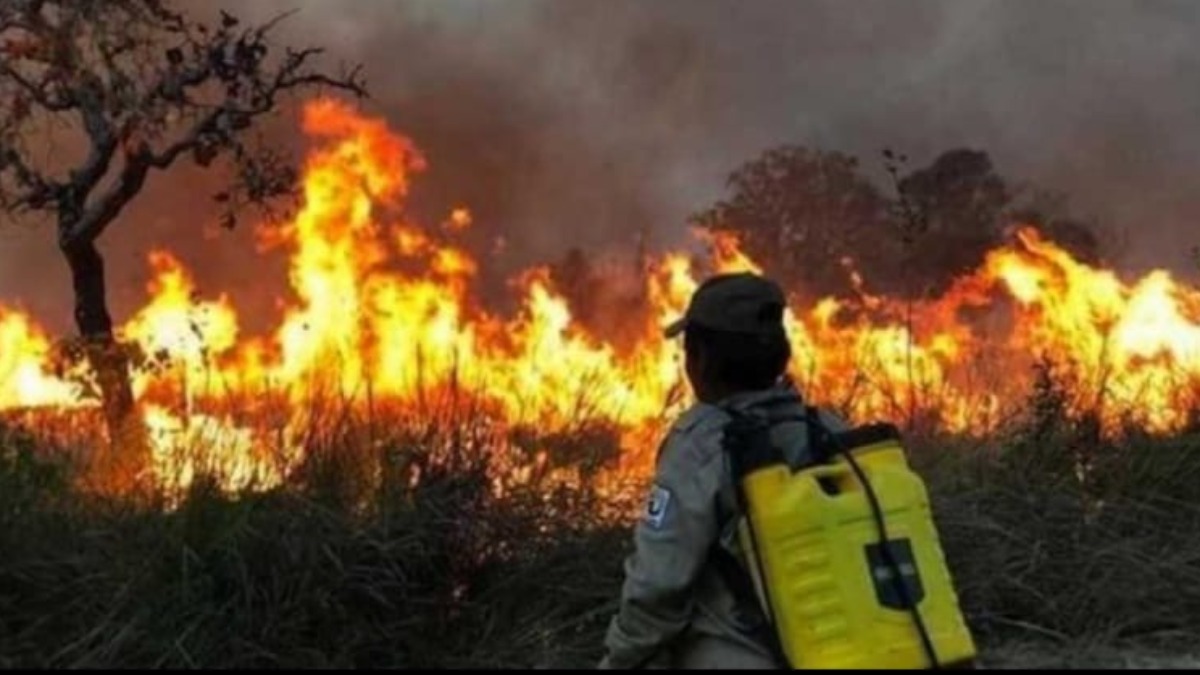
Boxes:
[145,47,366,174]
[279,66,368,97]
[4,2,368,244]
[70,83,119,201]
[147,108,222,169]
[0,140,60,211]
[0,62,74,111]
[0,1,75,110]
[147,60,212,107]
[60,151,150,248]
[255,8,301,39]
[274,46,368,98]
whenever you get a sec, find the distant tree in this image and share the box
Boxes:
[691,146,896,300]
[694,142,1118,308]
[1007,189,1105,265]
[0,0,366,490]
[547,242,657,355]
[1040,219,1102,264]
[895,149,1010,296]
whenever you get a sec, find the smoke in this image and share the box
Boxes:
[3,0,1200,333]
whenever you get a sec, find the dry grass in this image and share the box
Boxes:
[0,418,630,669]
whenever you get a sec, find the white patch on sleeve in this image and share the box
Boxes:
[643,484,672,529]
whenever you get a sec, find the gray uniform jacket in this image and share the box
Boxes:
[599,383,848,669]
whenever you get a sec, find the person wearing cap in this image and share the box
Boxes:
[597,271,847,670]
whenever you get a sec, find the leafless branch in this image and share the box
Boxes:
[0,62,74,111]
[72,83,119,202]
[0,136,60,212]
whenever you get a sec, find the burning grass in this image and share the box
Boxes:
[5,98,1200,503]
[3,408,1200,668]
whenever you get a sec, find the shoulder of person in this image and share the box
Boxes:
[812,405,852,432]
[658,403,731,469]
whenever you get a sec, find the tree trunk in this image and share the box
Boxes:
[62,238,147,494]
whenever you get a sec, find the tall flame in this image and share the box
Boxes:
[2,98,1199,497]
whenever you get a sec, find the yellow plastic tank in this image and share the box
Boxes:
[735,425,977,669]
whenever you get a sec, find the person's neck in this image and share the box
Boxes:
[698,378,791,406]
[699,384,748,405]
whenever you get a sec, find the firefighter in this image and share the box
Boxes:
[598,271,845,669]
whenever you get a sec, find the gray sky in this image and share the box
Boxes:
[3,0,1199,333]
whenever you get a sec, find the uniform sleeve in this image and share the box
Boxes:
[816,406,851,432]
[599,432,721,669]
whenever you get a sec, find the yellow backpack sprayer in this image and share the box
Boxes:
[716,405,977,669]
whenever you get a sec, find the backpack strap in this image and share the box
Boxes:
[709,540,785,664]
[710,401,843,667]
[804,403,838,463]
[711,406,791,668]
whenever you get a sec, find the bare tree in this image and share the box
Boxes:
[0,0,366,489]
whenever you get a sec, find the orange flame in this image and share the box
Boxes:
[0,307,80,408]
[2,98,1199,498]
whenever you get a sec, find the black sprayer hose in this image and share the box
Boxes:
[835,437,941,670]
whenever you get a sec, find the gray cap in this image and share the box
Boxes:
[664,272,788,338]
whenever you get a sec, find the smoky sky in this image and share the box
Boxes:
[3,0,1200,334]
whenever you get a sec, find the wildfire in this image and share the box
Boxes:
[1,98,1199,498]
[0,308,78,409]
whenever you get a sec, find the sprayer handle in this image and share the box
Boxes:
[801,463,853,479]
